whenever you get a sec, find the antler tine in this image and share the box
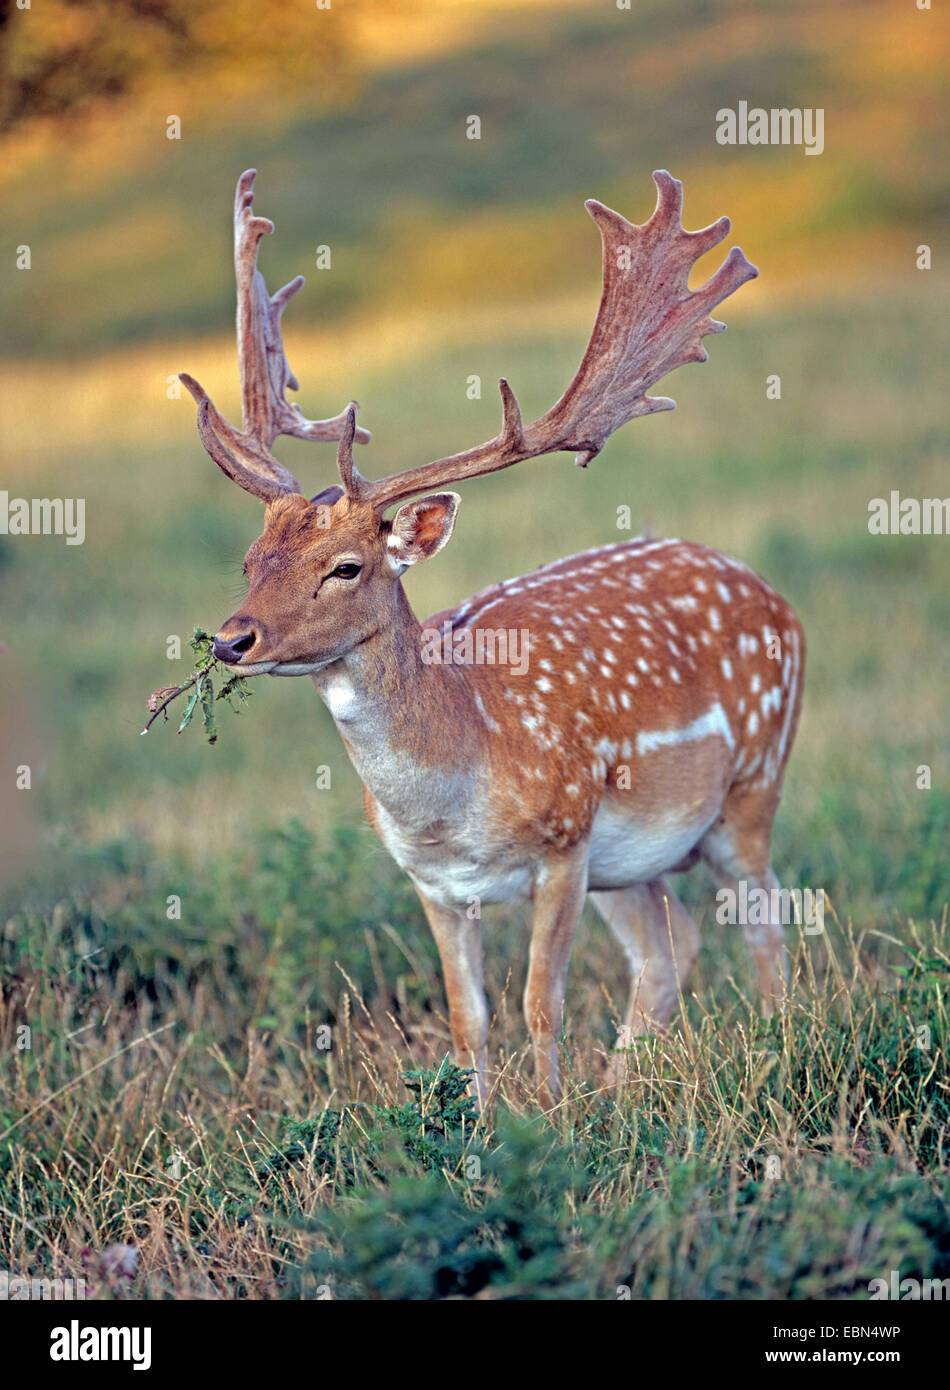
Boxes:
[336,404,361,494]
[193,398,285,504]
[180,372,302,496]
[347,170,756,513]
[336,383,525,504]
[181,169,370,502]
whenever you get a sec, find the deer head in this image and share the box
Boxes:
[184,169,756,676]
[213,482,461,675]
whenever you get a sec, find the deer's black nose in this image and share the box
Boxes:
[213,630,257,664]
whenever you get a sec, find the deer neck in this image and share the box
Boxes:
[310,581,483,829]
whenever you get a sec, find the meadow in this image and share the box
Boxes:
[1,0,948,1299]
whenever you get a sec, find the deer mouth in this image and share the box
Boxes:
[268,656,340,677]
[221,657,277,676]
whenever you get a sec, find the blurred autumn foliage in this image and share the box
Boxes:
[1,0,947,357]
[0,0,360,131]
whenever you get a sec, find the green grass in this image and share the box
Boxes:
[2,826,948,1298]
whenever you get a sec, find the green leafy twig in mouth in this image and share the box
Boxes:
[141,627,254,745]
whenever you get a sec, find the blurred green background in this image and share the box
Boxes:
[2,0,948,923]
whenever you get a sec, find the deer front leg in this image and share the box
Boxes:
[524,841,589,1107]
[414,885,488,1106]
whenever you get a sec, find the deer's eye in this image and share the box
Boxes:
[314,561,361,596]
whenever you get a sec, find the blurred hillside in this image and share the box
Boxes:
[2,0,947,360]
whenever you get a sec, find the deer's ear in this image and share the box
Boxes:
[387,493,460,570]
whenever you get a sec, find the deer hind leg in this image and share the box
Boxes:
[699,783,788,1014]
[414,886,489,1106]
[592,878,700,1071]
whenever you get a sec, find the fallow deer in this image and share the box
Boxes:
[180,169,805,1105]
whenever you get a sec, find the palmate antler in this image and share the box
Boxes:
[337,170,757,512]
[180,169,370,503]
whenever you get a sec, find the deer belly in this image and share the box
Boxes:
[586,795,718,890]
